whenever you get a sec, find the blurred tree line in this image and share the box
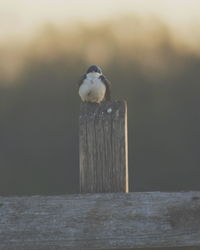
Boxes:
[0,16,200,195]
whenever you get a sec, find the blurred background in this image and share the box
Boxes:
[1,0,200,195]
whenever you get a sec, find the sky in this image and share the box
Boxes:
[1,0,200,40]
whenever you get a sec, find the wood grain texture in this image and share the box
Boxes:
[0,192,200,249]
[79,101,128,193]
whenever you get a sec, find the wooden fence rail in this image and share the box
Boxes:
[1,101,199,249]
[0,191,200,250]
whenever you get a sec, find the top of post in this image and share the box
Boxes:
[79,100,127,120]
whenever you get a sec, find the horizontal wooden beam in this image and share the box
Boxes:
[0,192,200,249]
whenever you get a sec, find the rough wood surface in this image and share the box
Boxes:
[79,101,128,193]
[0,192,200,249]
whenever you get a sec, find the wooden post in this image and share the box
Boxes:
[79,100,128,193]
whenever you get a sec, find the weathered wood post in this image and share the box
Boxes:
[79,100,128,193]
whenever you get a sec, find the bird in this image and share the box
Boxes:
[78,65,111,103]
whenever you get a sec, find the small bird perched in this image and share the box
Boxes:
[78,65,111,103]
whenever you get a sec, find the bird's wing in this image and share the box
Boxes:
[78,74,87,87]
[100,75,111,100]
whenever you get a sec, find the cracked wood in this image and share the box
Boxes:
[0,192,200,249]
[79,101,128,193]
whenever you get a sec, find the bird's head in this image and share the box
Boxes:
[86,65,102,74]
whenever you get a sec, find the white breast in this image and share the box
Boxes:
[79,73,106,103]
